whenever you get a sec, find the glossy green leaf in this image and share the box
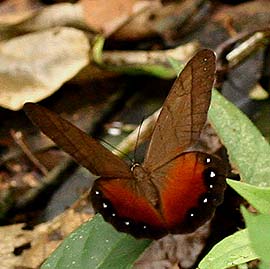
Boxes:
[198,229,257,269]
[209,90,270,187]
[227,179,270,214]
[242,207,270,269]
[41,214,151,269]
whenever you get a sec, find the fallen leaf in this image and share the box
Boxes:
[213,0,270,33]
[80,0,161,35]
[0,27,90,110]
[0,223,32,269]
[0,0,40,24]
[135,222,210,269]
[109,0,208,41]
[0,208,91,269]
[0,3,91,42]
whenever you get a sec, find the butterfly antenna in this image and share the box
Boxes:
[98,138,132,162]
[133,117,145,163]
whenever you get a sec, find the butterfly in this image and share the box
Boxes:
[24,49,226,239]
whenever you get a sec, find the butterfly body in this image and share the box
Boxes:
[24,49,227,239]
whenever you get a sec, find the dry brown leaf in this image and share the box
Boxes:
[0,3,92,42]
[0,223,32,269]
[0,209,91,269]
[80,0,161,35]
[213,0,270,32]
[14,3,88,33]
[135,221,210,269]
[0,0,40,24]
[109,0,205,41]
[0,27,90,111]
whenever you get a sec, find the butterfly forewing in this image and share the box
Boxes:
[24,103,132,178]
[143,49,216,171]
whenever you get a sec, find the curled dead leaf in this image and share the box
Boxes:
[0,3,92,41]
[0,27,90,110]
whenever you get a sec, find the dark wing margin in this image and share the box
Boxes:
[143,49,216,171]
[24,103,132,178]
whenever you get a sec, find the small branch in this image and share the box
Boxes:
[216,27,270,69]
[92,36,199,79]
[10,130,48,176]
[216,27,270,86]
[113,108,161,158]
[102,42,198,68]
[226,31,270,68]
[15,157,74,209]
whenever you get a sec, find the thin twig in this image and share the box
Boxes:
[10,129,48,175]
[216,27,270,69]
[226,31,270,68]
[113,108,161,158]
[216,27,270,86]
[15,157,74,209]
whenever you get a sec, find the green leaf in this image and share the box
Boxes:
[167,56,183,76]
[242,207,270,269]
[41,214,151,269]
[201,90,270,269]
[209,90,270,187]
[198,229,258,269]
[92,35,104,65]
[227,179,270,214]
[106,64,177,79]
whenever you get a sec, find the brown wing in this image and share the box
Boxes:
[143,49,216,171]
[24,103,132,178]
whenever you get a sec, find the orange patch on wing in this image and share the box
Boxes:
[100,179,165,228]
[160,153,207,227]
